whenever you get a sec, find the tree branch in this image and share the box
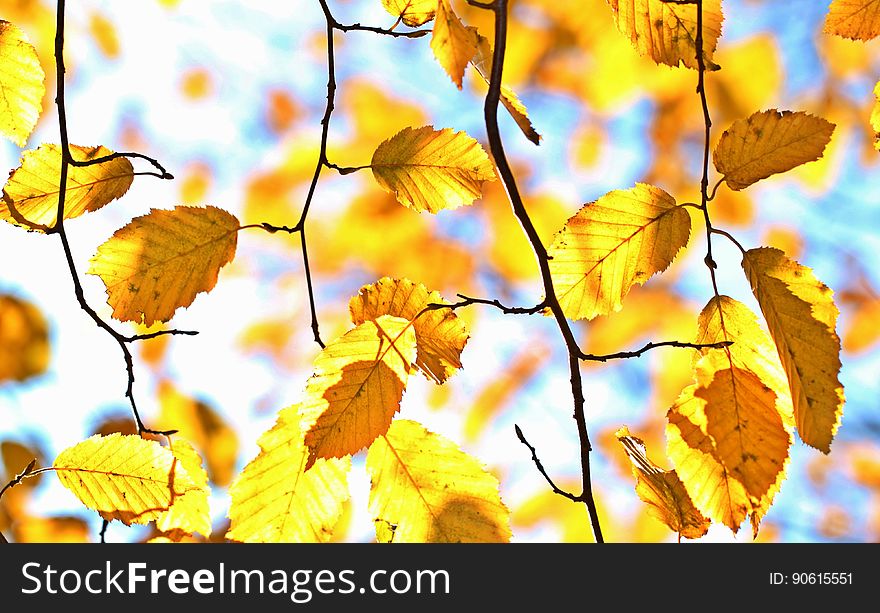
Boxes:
[580,340,732,362]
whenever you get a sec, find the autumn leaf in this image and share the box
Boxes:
[605,0,724,71]
[667,352,791,534]
[872,81,880,151]
[615,426,710,540]
[471,34,541,145]
[824,0,880,41]
[713,110,835,191]
[381,0,438,27]
[547,183,691,320]
[0,294,50,384]
[87,205,240,326]
[154,438,212,539]
[0,20,45,146]
[370,125,496,213]
[299,315,418,468]
[349,277,469,384]
[431,0,478,90]
[366,419,511,542]
[12,517,90,543]
[226,408,350,543]
[742,247,845,453]
[89,11,120,59]
[53,433,201,526]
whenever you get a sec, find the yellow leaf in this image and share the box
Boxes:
[53,433,200,526]
[695,296,794,430]
[547,183,691,320]
[370,125,495,213]
[300,315,418,468]
[667,353,791,534]
[1,144,134,230]
[89,11,119,59]
[0,20,44,146]
[605,0,723,70]
[843,295,880,354]
[471,34,541,145]
[872,81,880,151]
[431,0,478,89]
[155,438,211,539]
[349,277,469,384]
[742,247,845,453]
[824,0,880,41]
[12,516,90,543]
[381,0,438,27]
[366,419,511,542]
[226,409,350,543]
[0,294,49,384]
[87,205,240,326]
[615,426,710,539]
[713,110,835,191]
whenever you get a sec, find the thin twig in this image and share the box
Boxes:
[514,425,579,502]
[0,459,37,501]
[99,519,109,544]
[711,227,748,255]
[580,340,732,362]
[426,294,547,315]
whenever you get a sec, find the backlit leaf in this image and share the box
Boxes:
[89,11,120,59]
[742,247,845,453]
[824,0,880,41]
[87,205,240,326]
[667,353,791,534]
[606,0,723,70]
[713,110,835,190]
[431,0,478,90]
[547,183,691,320]
[226,409,350,543]
[0,294,49,384]
[1,144,134,230]
[53,433,200,526]
[366,419,511,542]
[381,0,437,27]
[349,277,469,384]
[299,315,418,468]
[615,426,710,539]
[155,438,212,539]
[370,126,495,213]
[0,20,44,146]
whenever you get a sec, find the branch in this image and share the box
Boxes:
[426,294,547,315]
[0,459,37,501]
[514,425,579,502]
[580,340,732,362]
[331,21,429,38]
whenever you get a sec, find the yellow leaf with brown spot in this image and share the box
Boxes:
[87,206,240,326]
[713,110,835,190]
[53,434,200,526]
[381,0,438,27]
[349,277,469,384]
[547,183,691,320]
[226,409,350,543]
[1,145,134,230]
[824,0,880,41]
[370,126,495,213]
[299,315,418,468]
[742,247,845,453]
[366,419,510,542]
[155,438,212,539]
[431,0,478,89]
[616,426,710,539]
[0,20,44,146]
[606,0,723,70]
[0,294,49,384]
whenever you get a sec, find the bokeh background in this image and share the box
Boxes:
[1,0,878,543]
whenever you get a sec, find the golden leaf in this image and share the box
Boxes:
[349,277,469,384]
[667,353,791,534]
[471,34,541,145]
[0,20,44,146]
[154,438,211,539]
[12,516,90,543]
[370,126,495,213]
[615,426,710,539]
[381,0,438,27]
[89,11,119,59]
[606,0,723,70]
[713,110,835,191]
[366,419,511,542]
[53,433,200,526]
[872,81,880,151]
[226,409,350,543]
[431,0,478,89]
[824,0,880,41]
[300,315,418,468]
[0,294,49,384]
[742,247,845,453]
[547,183,691,320]
[1,144,134,230]
[87,205,240,326]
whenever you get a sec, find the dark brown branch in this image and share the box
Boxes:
[330,20,429,38]
[711,228,748,255]
[70,151,174,180]
[514,425,579,502]
[479,0,603,542]
[580,340,732,362]
[99,519,109,543]
[0,459,37,501]
[426,294,547,315]
[124,329,199,343]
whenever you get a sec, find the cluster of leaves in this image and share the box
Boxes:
[0,0,877,543]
